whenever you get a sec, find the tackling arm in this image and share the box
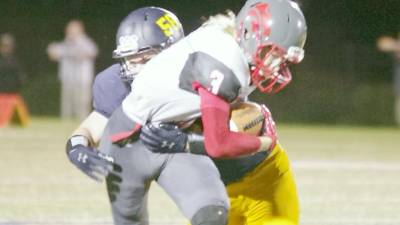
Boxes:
[66,111,113,182]
[70,111,109,146]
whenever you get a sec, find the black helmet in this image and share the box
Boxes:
[113,7,184,81]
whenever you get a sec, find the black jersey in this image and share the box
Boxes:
[92,64,131,118]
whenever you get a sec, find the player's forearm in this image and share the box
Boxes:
[187,134,271,156]
[201,106,263,158]
[198,87,269,158]
[70,111,108,147]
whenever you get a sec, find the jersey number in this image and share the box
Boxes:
[210,70,225,95]
[156,14,179,37]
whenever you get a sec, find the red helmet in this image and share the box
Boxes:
[236,0,307,93]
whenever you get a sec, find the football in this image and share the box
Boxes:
[229,101,264,135]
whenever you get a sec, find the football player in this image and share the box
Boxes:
[99,0,306,224]
[65,7,185,225]
[138,0,306,225]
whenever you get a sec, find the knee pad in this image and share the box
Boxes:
[191,205,228,225]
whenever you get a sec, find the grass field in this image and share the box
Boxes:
[1,118,399,225]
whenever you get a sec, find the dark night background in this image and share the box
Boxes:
[0,0,399,125]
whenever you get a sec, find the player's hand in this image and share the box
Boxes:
[66,136,114,182]
[260,104,277,150]
[140,123,188,153]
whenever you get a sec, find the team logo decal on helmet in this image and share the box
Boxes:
[245,3,272,45]
[116,35,139,56]
[156,13,181,37]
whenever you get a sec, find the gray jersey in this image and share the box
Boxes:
[92,64,130,118]
[122,25,251,125]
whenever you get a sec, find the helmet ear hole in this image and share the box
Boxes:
[244,28,250,40]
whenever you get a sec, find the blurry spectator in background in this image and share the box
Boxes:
[47,20,98,120]
[0,33,25,93]
[377,34,400,126]
[0,33,30,127]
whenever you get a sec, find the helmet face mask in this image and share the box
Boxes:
[252,45,290,93]
[118,48,160,82]
[251,44,305,93]
[236,0,307,94]
[113,7,184,82]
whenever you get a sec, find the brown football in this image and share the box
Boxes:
[229,102,264,135]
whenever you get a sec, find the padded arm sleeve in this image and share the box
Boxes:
[198,87,261,158]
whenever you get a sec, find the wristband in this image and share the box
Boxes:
[66,135,89,153]
[187,133,206,155]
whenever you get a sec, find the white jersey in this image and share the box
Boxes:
[122,25,251,125]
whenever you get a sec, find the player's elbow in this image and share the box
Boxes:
[204,141,231,158]
[206,148,228,158]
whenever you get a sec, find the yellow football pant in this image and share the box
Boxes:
[226,143,299,225]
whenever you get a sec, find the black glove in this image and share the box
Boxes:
[66,136,114,182]
[140,123,188,153]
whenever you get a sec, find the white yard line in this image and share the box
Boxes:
[301,218,400,225]
[292,159,400,171]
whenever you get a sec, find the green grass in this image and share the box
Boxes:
[278,124,400,225]
[0,118,399,225]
